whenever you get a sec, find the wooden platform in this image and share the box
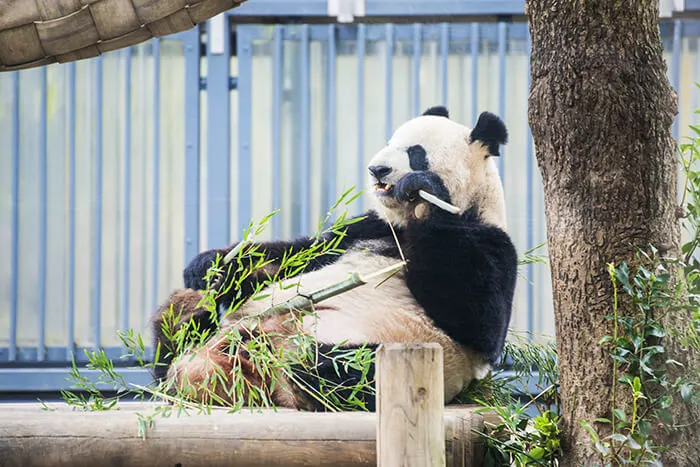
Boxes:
[0,402,490,467]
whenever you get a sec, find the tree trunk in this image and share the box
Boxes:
[526,1,699,465]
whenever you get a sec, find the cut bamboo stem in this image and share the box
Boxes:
[419,190,461,214]
[210,261,406,349]
[262,261,406,317]
[223,239,252,265]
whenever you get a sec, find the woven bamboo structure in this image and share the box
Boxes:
[0,0,247,71]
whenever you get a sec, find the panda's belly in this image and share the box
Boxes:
[235,247,490,401]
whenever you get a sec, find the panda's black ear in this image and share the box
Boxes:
[469,111,508,157]
[422,106,449,118]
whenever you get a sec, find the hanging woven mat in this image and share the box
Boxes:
[0,0,247,71]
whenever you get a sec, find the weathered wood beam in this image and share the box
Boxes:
[1,344,500,466]
[0,403,486,467]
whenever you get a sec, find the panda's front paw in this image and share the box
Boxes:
[394,171,451,204]
[183,248,232,291]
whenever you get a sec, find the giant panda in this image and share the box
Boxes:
[151,106,517,411]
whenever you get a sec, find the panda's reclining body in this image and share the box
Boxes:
[152,106,518,410]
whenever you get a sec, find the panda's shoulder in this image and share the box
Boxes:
[459,211,517,262]
[420,208,517,260]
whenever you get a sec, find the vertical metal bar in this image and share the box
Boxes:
[152,39,161,311]
[206,14,231,248]
[299,24,311,235]
[696,37,700,111]
[93,56,104,350]
[357,24,366,209]
[470,23,479,123]
[411,23,421,117]
[66,63,76,360]
[385,24,394,142]
[38,67,48,361]
[497,22,507,177]
[272,25,283,238]
[671,19,681,141]
[9,72,20,361]
[440,23,449,106]
[184,27,201,262]
[237,27,253,238]
[139,47,148,338]
[525,36,534,336]
[151,39,160,310]
[121,48,132,336]
[326,24,337,217]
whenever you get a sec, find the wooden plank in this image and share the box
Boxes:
[377,343,445,467]
[0,402,486,467]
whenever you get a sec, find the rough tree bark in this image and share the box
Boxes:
[526,1,699,465]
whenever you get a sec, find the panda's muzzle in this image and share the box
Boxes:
[369,165,394,195]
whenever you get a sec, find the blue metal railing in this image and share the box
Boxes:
[122,50,133,342]
[9,71,20,363]
[238,27,255,239]
[38,66,48,362]
[152,40,162,317]
[184,29,202,267]
[470,23,479,123]
[272,25,284,238]
[325,24,338,223]
[67,63,77,363]
[206,18,232,249]
[94,57,104,352]
[1,12,699,393]
[229,0,527,18]
[299,24,312,231]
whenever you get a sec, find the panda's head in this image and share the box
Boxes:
[367,106,508,228]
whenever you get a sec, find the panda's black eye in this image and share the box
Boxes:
[407,145,428,171]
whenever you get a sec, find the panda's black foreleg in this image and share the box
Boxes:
[290,343,378,412]
[182,238,330,312]
[183,212,394,310]
[402,210,518,364]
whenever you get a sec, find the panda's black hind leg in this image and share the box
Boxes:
[291,343,378,412]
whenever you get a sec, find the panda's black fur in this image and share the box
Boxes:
[152,106,517,410]
[469,111,509,157]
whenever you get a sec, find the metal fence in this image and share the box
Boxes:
[1,4,700,391]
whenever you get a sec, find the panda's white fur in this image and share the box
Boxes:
[225,245,490,402]
[152,106,517,410]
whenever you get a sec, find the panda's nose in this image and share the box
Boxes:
[368,165,392,180]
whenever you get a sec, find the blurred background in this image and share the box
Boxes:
[1,0,699,395]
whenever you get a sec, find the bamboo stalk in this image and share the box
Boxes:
[419,190,461,214]
[210,261,406,350]
[223,239,252,265]
[262,262,406,317]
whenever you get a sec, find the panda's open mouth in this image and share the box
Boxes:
[374,183,394,195]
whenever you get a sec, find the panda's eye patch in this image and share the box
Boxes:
[407,145,428,171]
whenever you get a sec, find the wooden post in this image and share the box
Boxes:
[376,343,445,467]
